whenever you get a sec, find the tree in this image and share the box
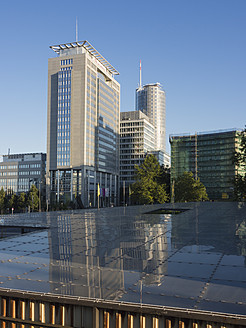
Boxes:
[159,165,170,195]
[27,185,39,211]
[131,154,169,204]
[174,171,208,202]
[8,194,18,212]
[0,188,5,214]
[18,192,27,213]
[233,128,246,200]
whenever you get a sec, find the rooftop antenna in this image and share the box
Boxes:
[139,60,142,88]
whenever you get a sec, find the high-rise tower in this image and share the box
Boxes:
[47,41,120,208]
[136,82,166,152]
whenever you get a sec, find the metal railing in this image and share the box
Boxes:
[0,288,245,328]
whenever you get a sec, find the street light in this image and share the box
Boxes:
[29,178,34,213]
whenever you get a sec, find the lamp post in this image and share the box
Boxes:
[38,180,41,212]
[29,178,34,212]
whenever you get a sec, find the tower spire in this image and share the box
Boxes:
[76,17,78,42]
[139,60,142,88]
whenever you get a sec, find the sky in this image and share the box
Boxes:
[0,0,245,155]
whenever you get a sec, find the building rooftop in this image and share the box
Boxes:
[0,202,246,318]
[1,153,46,162]
[50,40,119,75]
[169,128,240,141]
[120,110,151,122]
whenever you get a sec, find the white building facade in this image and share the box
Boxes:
[120,111,155,184]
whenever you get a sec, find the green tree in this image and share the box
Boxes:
[233,128,246,200]
[8,194,19,212]
[18,192,27,213]
[159,165,170,195]
[27,185,39,211]
[131,154,169,204]
[0,188,5,214]
[174,171,208,202]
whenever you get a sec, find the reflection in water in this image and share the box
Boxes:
[47,211,169,300]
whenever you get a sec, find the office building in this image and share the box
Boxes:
[136,82,166,152]
[120,111,155,184]
[120,111,170,187]
[0,153,46,195]
[47,41,120,207]
[150,150,170,168]
[170,129,241,200]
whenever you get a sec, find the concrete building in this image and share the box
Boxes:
[170,129,241,200]
[0,153,46,195]
[120,111,156,185]
[136,83,166,152]
[47,41,120,208]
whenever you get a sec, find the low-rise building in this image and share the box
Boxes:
[170,129,241,200]
[0,153,46,196]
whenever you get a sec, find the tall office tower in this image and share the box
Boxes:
[136,83,166,152]
[47,41,120,208]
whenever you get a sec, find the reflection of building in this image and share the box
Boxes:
[170,129,241,200]
[0,153,46,195]
[47,41,120,207]
[136,83,166,152]
[120,220,168,285]
[48,210,168,299]
[48,213,125,299]
[1,204,246,327]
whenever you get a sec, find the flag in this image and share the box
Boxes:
[97,183,100,196]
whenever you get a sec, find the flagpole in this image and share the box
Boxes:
[97,183,100,209]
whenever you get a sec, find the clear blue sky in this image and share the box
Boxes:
[0,0,245,155]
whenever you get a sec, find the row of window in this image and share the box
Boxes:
[19,171,41,175]
[0,165,18,170]
[61,59,73,65]
[20,164,41,169]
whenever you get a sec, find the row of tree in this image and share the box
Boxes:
[130,154,208,204]
[0,185,40,214]
[1,131,245,212]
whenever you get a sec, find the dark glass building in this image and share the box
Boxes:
[170,129,242,200]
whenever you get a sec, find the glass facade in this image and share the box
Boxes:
[97,74,118,173]
[57,67,72,167]
[170,130,239,200]
[0,153,46,195]
[136,88,147,113]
